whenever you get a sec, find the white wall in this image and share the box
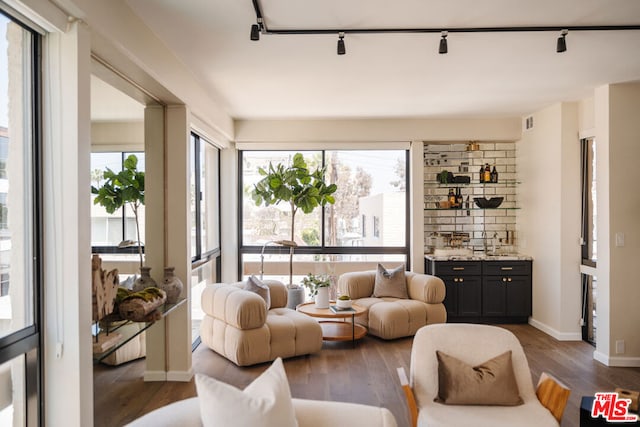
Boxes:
[594,82,640,366]
[517,102,582,340]
[235,118,521,143]
[43,21,93,427]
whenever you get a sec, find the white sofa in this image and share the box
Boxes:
[125,396,398,427]
[408,324,562,427]
[338,270,446,339]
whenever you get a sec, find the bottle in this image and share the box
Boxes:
[448,188,456,207]
[483,163,491,183]
[479,165,485,183]
[491,165,498,183]
[455,187,462,209]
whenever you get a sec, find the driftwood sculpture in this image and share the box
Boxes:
[91,254,119,323]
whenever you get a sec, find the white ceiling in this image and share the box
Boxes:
[125,0,640,120]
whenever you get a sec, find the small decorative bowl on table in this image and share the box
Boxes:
[473,197,504,209]
[336,296,352,309]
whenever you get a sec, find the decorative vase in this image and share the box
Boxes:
[132,266,157,292]
[315,286,330,309]
[286,286,305,309]
[161,267,183,304]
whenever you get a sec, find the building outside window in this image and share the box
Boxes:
[239,149,408,288]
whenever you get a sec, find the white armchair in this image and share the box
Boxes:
[398,324,569,427]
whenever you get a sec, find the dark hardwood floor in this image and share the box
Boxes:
[94,324,640,427]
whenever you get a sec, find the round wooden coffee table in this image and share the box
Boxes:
[297,301,367,344]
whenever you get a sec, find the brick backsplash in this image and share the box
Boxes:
[423,142,517,253]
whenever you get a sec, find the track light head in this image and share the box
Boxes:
[556,29,568,53]
[250,18,262,41]
[337,32,346,55]
[439,31,448,54]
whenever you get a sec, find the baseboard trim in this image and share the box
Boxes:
[528,318,582,341]
[144,370,167,382]
[594,351,640,367]
[167,369,194,382]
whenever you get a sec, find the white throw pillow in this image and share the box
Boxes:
[195,357,298,427]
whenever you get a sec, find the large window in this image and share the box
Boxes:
[190,133,221,346]
[240,149,408,284]
[90,151,145,251]
[0,8,42,425]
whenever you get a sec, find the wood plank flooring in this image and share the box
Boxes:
[94,324,640,427]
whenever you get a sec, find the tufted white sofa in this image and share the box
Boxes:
[338,270,446,340]
[200,280,323,366]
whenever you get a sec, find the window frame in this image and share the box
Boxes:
[237,149,410,279]
[190,132,222,264]
[580,137,596,267]
[0,8,44,425]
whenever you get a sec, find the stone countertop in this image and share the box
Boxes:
[424,253,533,261]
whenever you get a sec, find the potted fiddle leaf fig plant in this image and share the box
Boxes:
[91,154,146,270]
[251,153,337,307]
[92,155,157,292]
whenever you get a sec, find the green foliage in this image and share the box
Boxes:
[301,273,331,297]
[91,154,145,214]
[251,153,337,218]
[301,228,320,246]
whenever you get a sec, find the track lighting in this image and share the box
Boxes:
[556,29,568,53]
[439,31,448,54]
[249,1,640,56]
[250,18,262,41]
[337,32,346,55]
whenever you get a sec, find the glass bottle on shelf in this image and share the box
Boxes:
[490,165,498,183]
[448,188,456,207]
[455,187,462,209]
[479,165,485,183]
[483,163,491,183]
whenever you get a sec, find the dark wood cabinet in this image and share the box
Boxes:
[426,258,532,323]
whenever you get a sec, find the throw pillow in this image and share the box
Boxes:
[195,357,298,427]
[244,275,271,310]
[373,263,408,299]
[435,350,524,406]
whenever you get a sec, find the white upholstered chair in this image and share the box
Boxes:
[398,323,569,427]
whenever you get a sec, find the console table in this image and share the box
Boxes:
[92,298,186,363]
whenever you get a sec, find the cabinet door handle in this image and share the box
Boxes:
[502,277,507,282]
[508,277,512,282]
[459,278,464,283]
[453,278,458,282]
[501,267,513,271]
[452,267,465,271]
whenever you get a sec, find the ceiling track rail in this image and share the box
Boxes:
[249,0,640,36]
